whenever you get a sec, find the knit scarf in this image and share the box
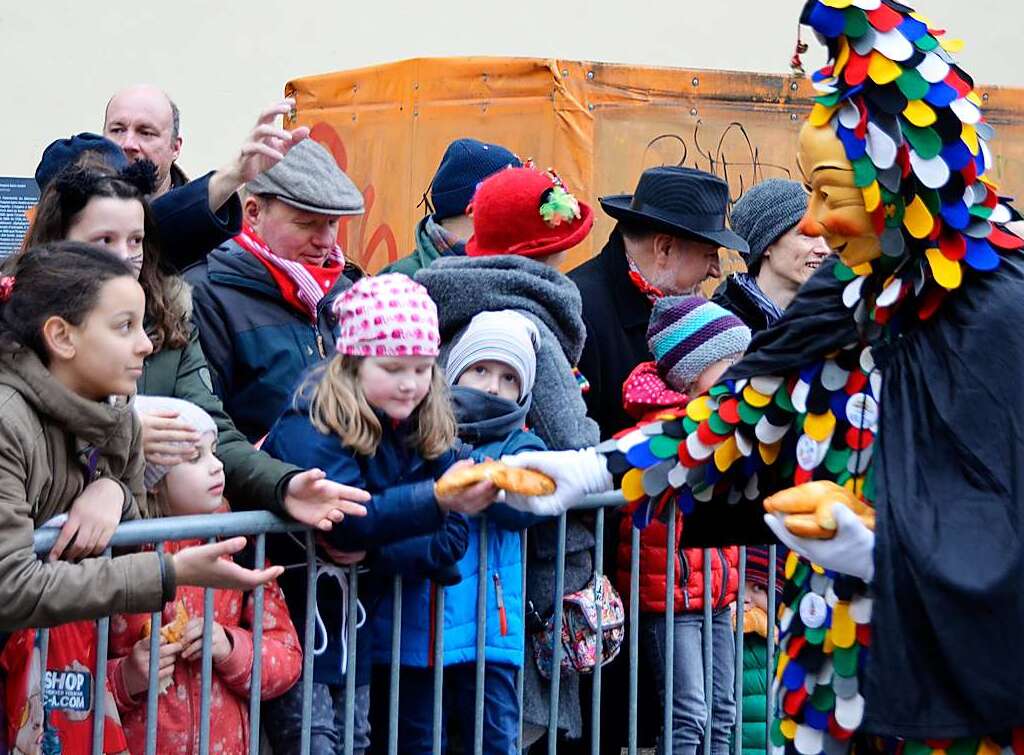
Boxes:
[423,216,464,257]
[449,385,532,446]
[235,225,345,320]
[624,253,665,303]
[732,272,785,326]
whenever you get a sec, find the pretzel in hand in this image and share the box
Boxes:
[763,481,875,539]
[435,460,556,498]
[141,600,189,644]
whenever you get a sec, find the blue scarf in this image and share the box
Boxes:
[449,386,531,445]
[732,272,785,326]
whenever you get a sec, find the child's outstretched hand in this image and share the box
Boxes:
[172,537,284,590]
[435,460,498,515]
[283,469,370,531]
[48,478,125,562]
[121,636,181,698]
[180,617,233,664]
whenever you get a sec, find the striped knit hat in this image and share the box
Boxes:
[745,545,788,597]
[445,310,539,403]
[647,296,751,392]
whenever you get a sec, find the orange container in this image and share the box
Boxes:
[285,57,1024,277]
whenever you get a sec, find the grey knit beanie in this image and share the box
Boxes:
[729,179,808,271]
[133,396,218,490]
[445,310,539,402]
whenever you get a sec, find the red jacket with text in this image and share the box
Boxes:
[107,537,301,755]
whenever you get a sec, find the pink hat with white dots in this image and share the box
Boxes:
[332,273,441,357]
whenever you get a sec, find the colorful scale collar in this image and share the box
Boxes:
[802,0,1022,326]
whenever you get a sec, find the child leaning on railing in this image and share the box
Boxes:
[106,397,301,755]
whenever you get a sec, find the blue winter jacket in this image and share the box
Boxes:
[184,238,358,442]
[372,387,548,668]
[263,387,468,685]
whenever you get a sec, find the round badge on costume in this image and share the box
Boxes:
[797,434,829,471]
[800,592,828,629]
[845,394,879,432]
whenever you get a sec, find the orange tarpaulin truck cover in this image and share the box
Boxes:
[285,56,1024,276]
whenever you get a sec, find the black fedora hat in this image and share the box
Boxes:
[599,166,749,253]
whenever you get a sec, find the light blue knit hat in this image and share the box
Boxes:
[647,296,751,391]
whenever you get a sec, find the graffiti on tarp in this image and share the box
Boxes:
[643,120,794,206]
[641,120,793,291]
[309,122,399,272]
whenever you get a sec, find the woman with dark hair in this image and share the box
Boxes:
[18,160,369,559]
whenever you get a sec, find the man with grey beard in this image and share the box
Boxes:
[569,166,747,439]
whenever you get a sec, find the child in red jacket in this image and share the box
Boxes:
[617,296,751,755]
[107,397,302,755]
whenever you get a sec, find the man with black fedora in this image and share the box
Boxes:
[567,166,746,753]
[569,165,748,439]
[185,138,365,442]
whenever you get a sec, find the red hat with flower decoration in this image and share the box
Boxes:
[465,167,594,258]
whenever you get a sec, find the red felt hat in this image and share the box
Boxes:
[465,167,593,258]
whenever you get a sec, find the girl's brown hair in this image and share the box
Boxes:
[21,157,190,353]
[0,242,137,362]
[303,355,456,459]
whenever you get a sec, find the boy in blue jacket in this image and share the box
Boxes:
[373,309,548,754]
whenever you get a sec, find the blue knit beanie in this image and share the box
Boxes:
[430,138,521,221]
[647,296,751,391]
[729,179,808,272]
[36,133,129,192]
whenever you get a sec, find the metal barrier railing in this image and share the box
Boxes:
[27,499,779,755]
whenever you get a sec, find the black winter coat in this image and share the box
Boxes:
[151,172,242,273]
[568,230,654,440]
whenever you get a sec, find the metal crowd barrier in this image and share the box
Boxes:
[29,499,779,755]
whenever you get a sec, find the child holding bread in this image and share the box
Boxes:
[259,276,557,754]
[107,397,301,755]
[371,309,549,752]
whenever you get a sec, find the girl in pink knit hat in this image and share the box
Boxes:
[259,273,504,754]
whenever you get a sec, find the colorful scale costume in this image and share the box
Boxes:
[599,1,1024,752]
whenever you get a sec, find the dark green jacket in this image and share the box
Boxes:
[380,216,462,277]
[138,326,299,515]
[740,637,769,755]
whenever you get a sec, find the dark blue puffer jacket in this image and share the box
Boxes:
[183,239,357,442]
[262,388,467,686]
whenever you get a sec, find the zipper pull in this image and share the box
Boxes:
[316,333,326,358]
[493,573,508,637]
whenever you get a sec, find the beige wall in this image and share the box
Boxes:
[3,0,1020,178]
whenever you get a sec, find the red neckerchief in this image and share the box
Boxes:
[625,254,665,303]
[236,225,346,321]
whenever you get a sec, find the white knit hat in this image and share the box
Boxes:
[133,396,218,490]
[445,310,540,402]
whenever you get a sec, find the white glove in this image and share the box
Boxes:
[764,503,876,582]
[500,448,613,517]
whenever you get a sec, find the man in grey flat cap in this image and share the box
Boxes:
[185,138,365,442]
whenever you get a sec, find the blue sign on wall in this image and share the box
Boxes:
[0,176,39,259]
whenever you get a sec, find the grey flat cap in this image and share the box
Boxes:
[246,139,365,216]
